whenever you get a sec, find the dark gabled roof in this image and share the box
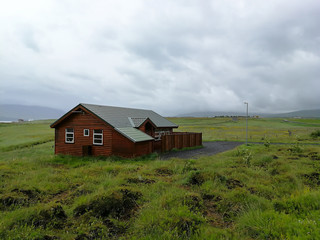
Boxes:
[80,103,178,128]
[51,103,178,143]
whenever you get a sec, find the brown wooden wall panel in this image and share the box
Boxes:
[161,132,202,152]
[154,140,162,152]
[112,130,135,157]
[135,141,153,156]
[54,110,113,156]
[112,131,153,157]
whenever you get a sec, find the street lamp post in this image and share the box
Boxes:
[244,102,248,145]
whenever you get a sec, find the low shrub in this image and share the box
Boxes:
[73,187,142,220]
[310,130,320,139]
[0,225,57,240]
[187,171,206,186]
[274,191,320,216]
[0,188,41,211]
[24,205,67,229]
[237,209,320,239]
[288,141,304,154]
[73,218,124,239]
[154,167,174,176]
[253,155,273,168]
[216,188,271,222]
[184,193,204,213]
[302,172,320,187]
[133,205,204,239]
[264,138,271,149]
[182,159,197,173]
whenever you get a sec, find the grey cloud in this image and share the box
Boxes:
[0,0,319,115]
[20,28,40,52]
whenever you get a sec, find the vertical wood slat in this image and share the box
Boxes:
[161,132,202,152]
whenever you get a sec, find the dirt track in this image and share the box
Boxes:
[160,141,243,160]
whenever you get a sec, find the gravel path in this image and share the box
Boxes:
[160,141,243,160]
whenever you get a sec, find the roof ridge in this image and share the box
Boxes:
[80,103,178,129]
[128,117,135,127]
[81,103,152,112]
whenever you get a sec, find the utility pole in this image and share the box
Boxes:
[244,102,248,145]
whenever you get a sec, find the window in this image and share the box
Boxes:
[84,129,89,136]
[93,129,103,145]
[65,128,74,143]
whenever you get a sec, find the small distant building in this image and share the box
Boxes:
[50,103,202,158]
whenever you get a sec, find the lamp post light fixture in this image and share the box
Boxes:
[244,102,248,145]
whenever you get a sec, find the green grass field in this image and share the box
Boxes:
[0,118,320,239]
[169,117,320,143]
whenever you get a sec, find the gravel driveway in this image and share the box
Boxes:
[160,141,243,160]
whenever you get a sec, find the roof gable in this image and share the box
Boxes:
[128,117,147,127]
[80,103,178,128]
[50,104,104,128]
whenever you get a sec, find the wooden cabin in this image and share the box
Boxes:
[50,103,179,158]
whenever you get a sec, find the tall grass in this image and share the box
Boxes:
[1,119,320,239]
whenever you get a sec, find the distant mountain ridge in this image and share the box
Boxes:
[177,111,245,117]
[177,109,320,118]
[0,104,65,121]
[1,104,319,121]
[265,109,320,118]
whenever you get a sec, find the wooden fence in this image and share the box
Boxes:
[158,132,202,152]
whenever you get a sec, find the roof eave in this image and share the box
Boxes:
[50,104,83,128]
[114,128,136,143]
[115,128,154,143]
[79,103,116,128]
[50,103,114,129]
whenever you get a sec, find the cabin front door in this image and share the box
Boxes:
[82,145,92,156]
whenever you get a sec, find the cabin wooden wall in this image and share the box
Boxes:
[54,110,113,156]
[112,130,153,157]
[135,141,153,156]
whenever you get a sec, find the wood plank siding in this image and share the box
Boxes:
[112,130,153,158]
[161,132,202,152]
[54,108,113,156]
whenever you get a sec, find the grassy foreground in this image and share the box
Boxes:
[0,119,320,239]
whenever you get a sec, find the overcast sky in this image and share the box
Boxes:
[0,0,319,116]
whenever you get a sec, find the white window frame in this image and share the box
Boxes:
[84,129,89,136]
[93,129,103,145]
[65,128,74,143]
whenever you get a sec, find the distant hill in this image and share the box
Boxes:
[0,104,65,121]
[176,111,246,117]
[265,109,320,118]
[177,109,320,118]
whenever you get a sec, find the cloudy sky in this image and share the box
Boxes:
[0,0,319,116]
